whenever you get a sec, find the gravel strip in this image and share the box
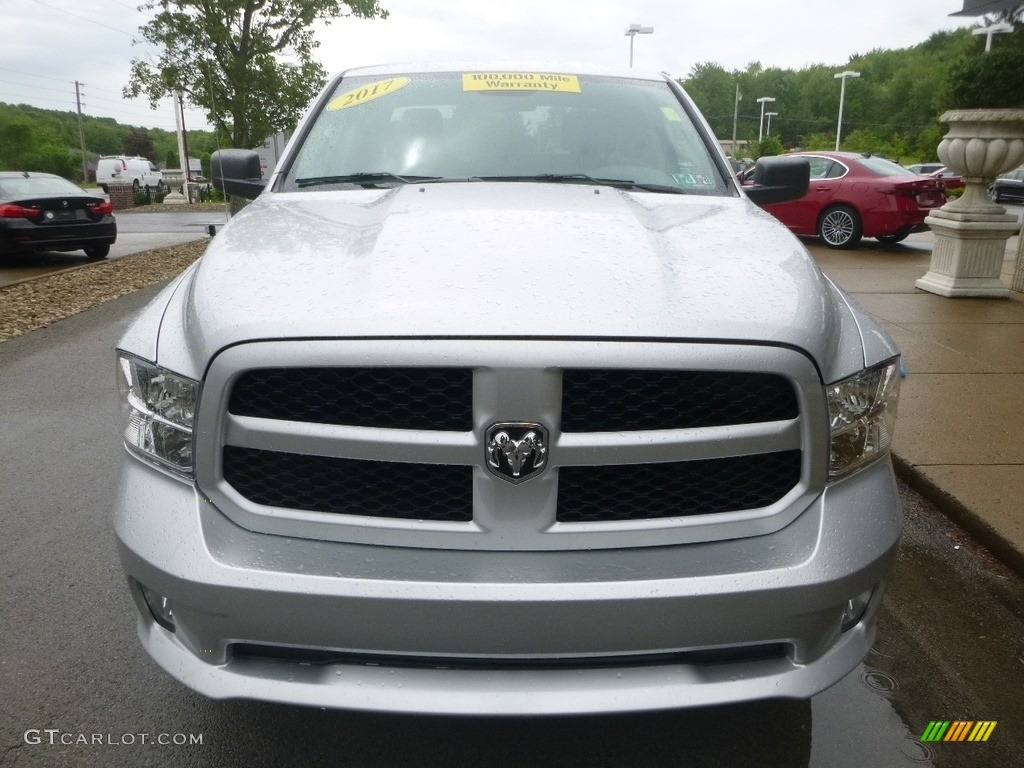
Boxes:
[0,240,206,342]
[123,202,229,214]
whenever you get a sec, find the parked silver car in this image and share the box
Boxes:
[114,63,901,715]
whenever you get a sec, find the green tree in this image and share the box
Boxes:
[84,120,124,156]
[841,128,880,153]
[679,62,737,137]
[0,111,77,178]
[801,132,834,151]
[125,0,389,149]
[948,46,1024,107]
[751,134,784,160]
[123,129,156,159]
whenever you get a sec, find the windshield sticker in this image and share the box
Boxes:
[661,107,683,122]
[462,72,581,93]
[327,77,411,111]
[673,173,715,186]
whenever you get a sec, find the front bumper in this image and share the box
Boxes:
[114,457,901,714]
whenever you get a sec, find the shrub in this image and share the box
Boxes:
[751,134,784,160]
[949,47,1024,108]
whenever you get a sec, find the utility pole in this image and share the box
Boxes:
[170,92,188,204]
[178,93,192,202]
[731,83,741,158]
[74,81,88,184]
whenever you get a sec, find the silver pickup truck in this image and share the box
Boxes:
[113,63,901,715]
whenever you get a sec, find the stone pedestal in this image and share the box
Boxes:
[1013,223,1024,294]
[161,171,187,205]
[918,108,1024,299]
[917,209,1017,297]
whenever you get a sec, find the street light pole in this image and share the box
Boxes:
[765,111,778,137]
[756,96,775,143]
[972,22,1014,51]
[834,70,860,151]
[625,23,654,68]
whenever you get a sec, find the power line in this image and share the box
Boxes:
[81,92,142,106]
[0,64,74,85]
[80,83,136,97]
[0,78,179,118]
[26,0,135,37]
[0,93,76,109]
[0,78,74,95]
[0,97,182,130]
[0,80,173,110]
[100,0,143,10]
[0,68,149,100]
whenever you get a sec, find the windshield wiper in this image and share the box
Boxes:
[477,174,688,194]
[295,172,444,188]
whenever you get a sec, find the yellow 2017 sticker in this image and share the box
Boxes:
[463,72,581,93]
[661,107,682,122]
[327,77,411,111]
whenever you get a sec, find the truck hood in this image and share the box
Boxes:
[175,182,842,372]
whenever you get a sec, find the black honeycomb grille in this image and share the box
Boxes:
[556,450,801,522]
[223,446,473,522]
[561,370,798,432]
[229,368,473,431]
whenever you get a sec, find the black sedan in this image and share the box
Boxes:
[988,167,1024,204]
[0,172,116,260]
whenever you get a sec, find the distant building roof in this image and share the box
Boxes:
[950,0,1021,16]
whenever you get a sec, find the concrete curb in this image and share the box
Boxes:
[892,453,1024,577]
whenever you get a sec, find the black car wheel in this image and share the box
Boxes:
[819,205,862,249]
[84,244,110,260]
[132,179,140,192]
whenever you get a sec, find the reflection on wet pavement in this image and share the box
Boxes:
[807,480,1024,767]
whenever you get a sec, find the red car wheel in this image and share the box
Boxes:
[819,205,862,249]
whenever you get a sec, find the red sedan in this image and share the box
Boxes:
[746,152,947,248]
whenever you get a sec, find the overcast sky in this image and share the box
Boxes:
[1,0,987,135]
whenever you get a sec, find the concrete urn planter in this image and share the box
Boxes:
[917,108,1024,298]
[161,170,188,205]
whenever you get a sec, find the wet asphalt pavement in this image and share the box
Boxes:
[0,211,221,287]
[1,284,1022,767]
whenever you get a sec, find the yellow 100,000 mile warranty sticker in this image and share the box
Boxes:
[462,72,581,93]
[327,77,411,111]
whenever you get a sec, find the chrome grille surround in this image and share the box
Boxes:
[195,339,828,551]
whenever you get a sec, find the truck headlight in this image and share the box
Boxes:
[116,352,199,477]
[827,358,900,480]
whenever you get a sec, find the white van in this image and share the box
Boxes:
[96,156,164,193]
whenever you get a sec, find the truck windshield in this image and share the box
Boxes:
[284,70,727,195]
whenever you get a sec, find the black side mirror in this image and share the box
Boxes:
[744,156,810,206]
[211,149,266,200]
